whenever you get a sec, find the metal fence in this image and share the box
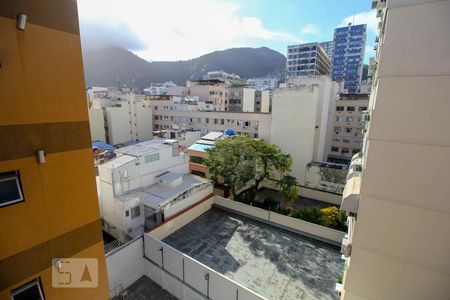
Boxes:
[104,228,143,255]
[143,234,267,300]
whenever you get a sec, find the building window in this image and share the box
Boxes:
[331,147,339,152]
[352,149,360,154]
[346,117,353,122]
[10,278,45,300]
[0,171,24,208]
[345,128,353,133]
[131,206,140,219]
[125,210,130,217]
[347,106,355,111]
[145,153,160,163]
[336,106,344,111]
[334,127,341,133]
[358,106,367,111]
[342,147,350,154]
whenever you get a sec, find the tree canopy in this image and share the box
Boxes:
[204,135,293,197]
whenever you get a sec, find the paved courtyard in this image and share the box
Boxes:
[163,208,344,300]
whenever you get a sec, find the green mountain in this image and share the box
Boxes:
[82,46,286,88]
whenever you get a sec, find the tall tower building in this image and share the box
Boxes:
[340,1,450,299]
[331,24,367,93]
[320,41,335,61]
[286,42,331,77]
[0,1,109,299]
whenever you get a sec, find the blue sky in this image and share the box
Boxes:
[78,0,377,63]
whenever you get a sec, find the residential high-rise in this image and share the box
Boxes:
[340,1,450,299]
[0,1,109,299]
[88,90,153,145]
[328,93,368,164]
[271,76,342,185]
[320,41,335,60]
[286,43,331,77]
[331,24,367,93]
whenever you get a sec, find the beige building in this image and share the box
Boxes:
[187,80,229,111]
[88,90,153,145]
[328,93,369,164]
[271,76,341,185]
[228,86,257,112]
[148,99,272,141]
[340,1,450,299]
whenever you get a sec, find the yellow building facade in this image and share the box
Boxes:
[0,0,109,299]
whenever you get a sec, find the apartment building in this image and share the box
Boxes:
[328,93,369,164]
[148,99,272,141]
[271,76,342,185]
[187,80,229,111]
[320,41,335,61]
[286,42,331,77]
[202,70,246,85]
[255,90,270,112]
[88,90,153,145]
[0,1,109,299]
[340,1,450,299]
[188,132,226,178]
[331,24,367,93]
[98,139,212,239]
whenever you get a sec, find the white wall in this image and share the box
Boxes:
[134,102,153,142]
[106,238,144,298]
[143,234,267,300]
[106,103,131,145]
[88,108,106,142]
[270,86,319,185]
[213,196,345,244]
[242,88,256,112]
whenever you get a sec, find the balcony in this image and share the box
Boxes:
[340,154,362,215]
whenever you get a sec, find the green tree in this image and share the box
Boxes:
[279,175,299,208]
[205,135,292,199]
[275,152,292,180]
[205,136,255,198]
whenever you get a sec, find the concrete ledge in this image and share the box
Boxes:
[212,196,345,246]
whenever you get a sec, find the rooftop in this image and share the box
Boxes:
[163,208,343,300]
[118,174,207,208]
[201,132,224,141]
[188,143,213,152]
[115,139,171,157]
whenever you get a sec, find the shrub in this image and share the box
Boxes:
[263,196,278,210]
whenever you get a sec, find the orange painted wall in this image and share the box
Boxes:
[0,149,100,260]
[0,17,89,125]
[0,242,109,300]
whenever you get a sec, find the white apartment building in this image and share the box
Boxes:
[98,139,212,239]
[340,1,450,299]
[271,76,341,185]
[329,93,369,164]
[228,86,256,112]
[148,98,272,141]
[88,90,153,145]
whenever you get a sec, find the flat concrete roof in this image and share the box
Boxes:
[163,208,343,300]
[113,276,172,300]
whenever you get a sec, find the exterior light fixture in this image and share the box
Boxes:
[16,14,27,30]
[36,150,46,164]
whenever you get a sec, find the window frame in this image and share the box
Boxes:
[10,278,45,300]
[0,171,25,208]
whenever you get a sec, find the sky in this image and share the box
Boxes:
[77,0,377,63]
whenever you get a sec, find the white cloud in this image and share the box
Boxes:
[300,23,320,35]
[77,0,300,61]
[339,10,378,34]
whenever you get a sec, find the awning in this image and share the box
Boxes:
[341,174,361,214]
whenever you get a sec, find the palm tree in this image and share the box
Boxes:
[279,175,299,208]
[275,153,292,180]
